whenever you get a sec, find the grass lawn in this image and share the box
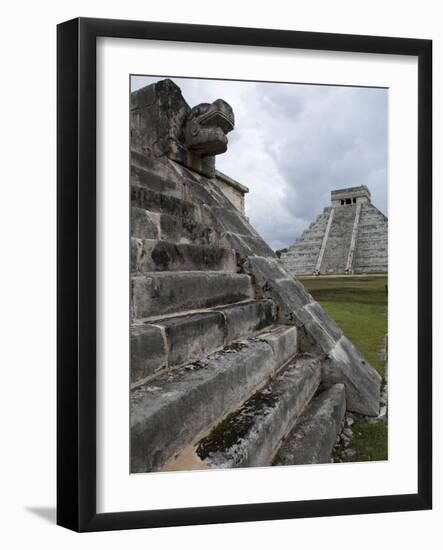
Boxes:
[300,274,388,462]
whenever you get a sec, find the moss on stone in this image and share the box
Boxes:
[196,390,278,460]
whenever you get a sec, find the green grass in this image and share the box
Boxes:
[348,420,388,462]
[301,275,388,462]
[301,275,388,377]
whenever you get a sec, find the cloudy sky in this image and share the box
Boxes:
[131,76,388,251]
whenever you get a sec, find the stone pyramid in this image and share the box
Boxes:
[130,80,381,473]
[280,186,388,276]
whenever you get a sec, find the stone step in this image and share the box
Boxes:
[282,262,317,272]
[359,217,387,225]
[356,247,387,256]
[356,258,387,265]
[130,299,277,384]
[130,326,299,472]
[272,383,346,466]
[355,240,387,249]
[131,238,237,273]
[353,265,388,273]
[282,247,321,256]
[195,356,321,469]
[355,253,387,261]
[131,271,254,320]
[131,206,216,245]
[358,226,387,235]
[293,242,323,250]
[357,234,387,242]
[281,260,314,268]
[283,252,320,261]
[131,185,204,226]
[131,164,182,199]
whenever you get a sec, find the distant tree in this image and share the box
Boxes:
[275,248,288,258]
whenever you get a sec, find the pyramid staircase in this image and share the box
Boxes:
[353,204,388,273]
[280,208,332,276]
[130,153,346,473]
[319,204,357,274]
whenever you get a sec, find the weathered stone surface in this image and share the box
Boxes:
[131,271,254,319]
[131,185,202,224]
[215,299,277,343]
[131,238,237,273]
[273,383,346,466]
[214,170,248,215]
[159,212,215,245]
[130,237,140,272]
[131,164,182,198]
[245,256,313,314]
[257,326,298,369]
[293,302,342,352]
[129,81,383,477]
[131,338,282,472]
[131,207,160,240]
[243,255,381,416]
[223,232,276,259]
[160,311,225,368]
[131,204,216,245]
[197,356,321,468]
[322,337,381,416]
[211,206,264,241]
[133,298,278,376]
[130,324,166,384]
[304,302,343,342]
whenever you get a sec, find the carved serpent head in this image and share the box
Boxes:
[184,99,235,157]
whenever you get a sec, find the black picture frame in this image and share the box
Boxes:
[57,17,432,532]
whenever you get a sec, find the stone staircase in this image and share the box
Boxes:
[130,152,346,473]
[320,204,357,273]
[353,203,388,273]
[280,208,332,275]
[129,80,381,474]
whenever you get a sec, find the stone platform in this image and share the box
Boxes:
[129,79,381,473]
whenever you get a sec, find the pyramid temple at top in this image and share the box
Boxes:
[280,186,388,276]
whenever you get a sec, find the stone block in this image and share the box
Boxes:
[270,279,314,315]
[131,238,237,272]
[130,324,167,384]
[224,232,275,258]
[322,336,382,416]
[131,271,254,319]
[197,356,321,468]
[130,339,275,472]
[131,164,182,198]
[258,326,298,369]
[215,299,277,343]
[131,207,160,240]
[243,255,381,416]
[131,185,201,224]
[245,256,313,314]
[159,212,215,245]
[245,255,291,284]
[160,311,225,368]
[273,383,346,466]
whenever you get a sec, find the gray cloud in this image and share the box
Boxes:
[131,76,387,251]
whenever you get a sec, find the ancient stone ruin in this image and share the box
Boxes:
[280,186,388,276]
[130,79,381,473]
